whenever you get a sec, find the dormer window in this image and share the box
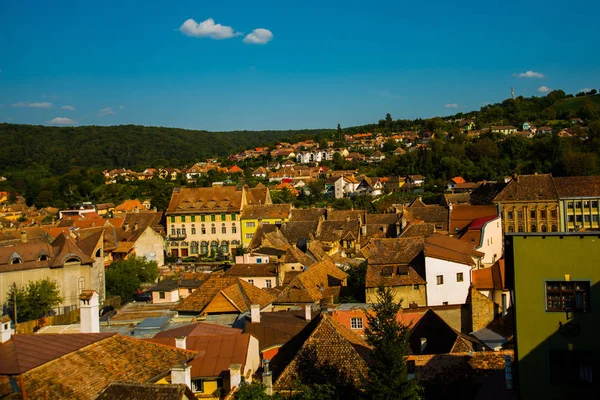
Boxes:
[38,255,49,261]
[10,257,23,264]
[65,257,81,264]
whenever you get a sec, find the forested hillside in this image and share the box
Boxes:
[0,124,331,175]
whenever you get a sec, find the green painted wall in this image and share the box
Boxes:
[509,234,600,399]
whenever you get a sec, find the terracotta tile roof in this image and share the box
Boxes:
[247,224,280,249]
[251,229,290,254]
[470,182,507,205]
[280,221,318,244]
[442,193,471,206]
[0,233,94,273]
[177,276,275,314]
[148,334,251,379]
[316,220,360,242]
[13,334,196,399]
[365,213,400,225]
[244,310,313,350]
[472,260,505,290]
[494,174,558,202]
[365,265,426,288]
[283,271,302,285]
[399,221,435,238]
[123,212,164,231]
[271,313,370,390]
[424,233,481,266]
[224,263,278,278]
[154,321,242,338]
[450,176,467,184]
[326,209,365,222]
[409,310,477,355]
[151,279,205,292]
[404,204,448,229]
[0,333,114,375]
[241,203,291,220]
[364,237,425,265]
[449,204,498,233]
[167,187,244,214]
[281,246,315,267]
[115,199,145,211]
[553,176,600,198]
[96,382,195,400]
[274,259,348,304]
[246,186,270,206]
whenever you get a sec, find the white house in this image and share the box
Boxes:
[460,215,503,267]
[423,234,482,306]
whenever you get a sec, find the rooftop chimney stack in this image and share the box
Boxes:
[79,290,100,333]
[0,315,14,343]
[134,222,139,231]
[229,364,242,390]
[304,304,312,321]
[171,364,192,388]
[262,359,273,395]
[20,231,27,243]
[250,304,261,323]
[175,336,187,350]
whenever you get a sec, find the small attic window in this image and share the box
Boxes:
[65,257,81,264]
[38,255,49,261]
[10,257,23,264]
[95,248,102,257]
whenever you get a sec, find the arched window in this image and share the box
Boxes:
[222,223,227,234]
[77,277,86,295]
[200,241,208,254]
[211,224,216,234]
[231,240,240,246]
[10,257,22,264]
[531,224,537,233]
[39,254,49,261]
[551,225,558,232]
[221,241,229,254]
[65,257,81,264]
[181,241,189,247]
[541,225,547,232]
[210,241,219,253]
[190,241,199,254]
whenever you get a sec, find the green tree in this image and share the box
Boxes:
[234,382,271,400]
[364,286,422,400]
[6,279,63,323]
[106,256,159,302]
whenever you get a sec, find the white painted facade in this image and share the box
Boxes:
[134,226,165,266]
[425,257,472,306]
[476,216,503,266]
[152,288,180,304]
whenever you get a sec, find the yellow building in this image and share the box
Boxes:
[554,176,600,231]
[494,174,560,233]
[240,203,291,247]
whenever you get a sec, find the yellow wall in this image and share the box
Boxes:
[366,285,426,307]
[241,217,287,247]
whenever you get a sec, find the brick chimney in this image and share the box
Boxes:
[171,364,191,388]
[250,304,261,323]
[79,290,100,333]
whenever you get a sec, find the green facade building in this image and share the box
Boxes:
[506,233,600,398]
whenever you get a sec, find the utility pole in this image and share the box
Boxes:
[12,282,17,334]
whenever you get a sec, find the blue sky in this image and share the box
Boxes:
[1,0,599,131]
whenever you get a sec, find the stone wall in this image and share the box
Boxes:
[470,286,495,331]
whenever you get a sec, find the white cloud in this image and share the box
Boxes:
[445,103,459,108]
[61,105,75,111]
[513,70,545,78]
[119,105,124,109]
[537,86,551,93]
[243,28,273,44]
[179,18,240,39]
[97,107,116,116]
[12,101,53,108]
[579,88,593,93]
[48,117,76,125]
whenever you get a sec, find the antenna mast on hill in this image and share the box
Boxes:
[511,87,515,100]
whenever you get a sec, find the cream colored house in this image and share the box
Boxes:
[113,225,165,266]
[0,232,106,315]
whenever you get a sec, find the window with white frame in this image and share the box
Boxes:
[350,317,363,329]
[246,221,256,228]
[436,275,444,285]
[266,280,272,288]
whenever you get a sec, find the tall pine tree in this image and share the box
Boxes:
[363,285,422,400]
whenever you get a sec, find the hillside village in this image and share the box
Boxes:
[1,92,600,399]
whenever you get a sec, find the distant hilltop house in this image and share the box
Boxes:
[459,119,476,131]
[491,126,517,135]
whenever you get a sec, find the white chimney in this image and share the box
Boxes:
[175,336,187,350]
[250,304,261,323]
[171,364,192,388]
[0,316,14,343]
[79,290,100,333]
[229,363,242,390]
[304,304,312,321]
